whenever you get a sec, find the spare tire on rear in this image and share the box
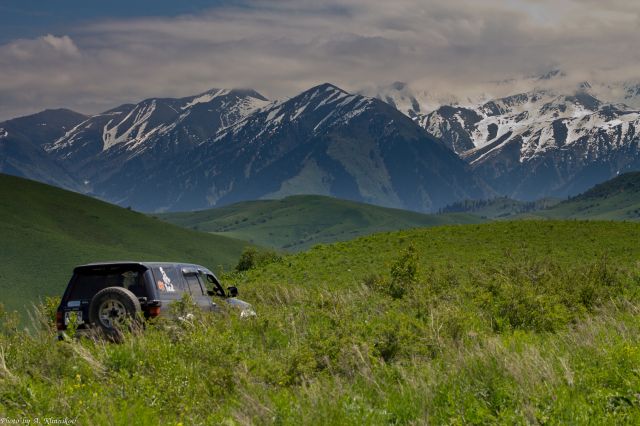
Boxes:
[89,287,141,337]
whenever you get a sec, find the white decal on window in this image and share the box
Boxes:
[159,267,175,292]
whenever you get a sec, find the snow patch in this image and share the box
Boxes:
[101,100,159,150]
[313,90,349,110]
[46,118,92,153]
[292,103,308,120]
[313,110,337,133]
[181,89,231,110]
[265,105,284,124]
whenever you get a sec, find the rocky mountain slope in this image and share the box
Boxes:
[2,84,489,212]
[371,74,640,201]
[44,88,269,197]
[419,89,640,199]
[4,74,637,209]
[108,83,490,212]
[0,109,87,189]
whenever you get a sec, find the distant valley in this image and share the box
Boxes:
[158,195,484,251]
[534,171,640,220]
[1,169,640,314]
[158,172,640,250]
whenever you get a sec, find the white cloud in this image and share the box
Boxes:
[1,0,639,120]
[41,34,80,56]
[5,34,80,61]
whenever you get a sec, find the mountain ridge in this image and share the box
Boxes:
[2,77,639,210]
[436,172,640,221]
[39,82,489,212]
[374,81,640,201]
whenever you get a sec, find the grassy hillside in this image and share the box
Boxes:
[437,172,640,222]
[0,174,250,314]
[4,221,640,423]
[439,196,561,219]
[536,172,640,220]
[158,195,483,250]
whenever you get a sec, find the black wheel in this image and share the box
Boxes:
[89,287,141,336]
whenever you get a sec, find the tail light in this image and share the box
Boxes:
[148,306,161,317]
[56,311,66,331]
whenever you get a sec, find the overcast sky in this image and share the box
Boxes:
[1,0,639,120]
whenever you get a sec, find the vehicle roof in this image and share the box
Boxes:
[74,261,215,275]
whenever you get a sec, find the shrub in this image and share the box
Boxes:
[387,245,420,299]
[235,247,283,272]
[30,296,61,333]
[363,245,420,299]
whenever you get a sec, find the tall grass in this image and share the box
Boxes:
[2,221,640,424]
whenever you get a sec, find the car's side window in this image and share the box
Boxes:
[201,272,225,297]
[184,274,204,296]
[123,271,146,297]
[151,266,186,298]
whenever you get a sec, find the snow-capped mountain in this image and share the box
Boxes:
[362,72,576,121]
[2,84,488,212]
[5,76,637,209]
[97,83,490,212]
[419,89,640,199]
[365,71,640,200]
[45,88,269,180]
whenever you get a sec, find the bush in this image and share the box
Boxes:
[31,296,61,333]
[388,245,419,299]
[368,245,420,299]
[235,247,283,272]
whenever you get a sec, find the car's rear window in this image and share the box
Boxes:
[68,266,147,300]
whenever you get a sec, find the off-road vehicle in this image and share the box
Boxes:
[55,261,255,339]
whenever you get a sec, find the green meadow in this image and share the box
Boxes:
[3,220,640,424]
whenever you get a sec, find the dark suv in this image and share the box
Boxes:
[55,261,255,339]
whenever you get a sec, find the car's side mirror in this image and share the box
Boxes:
[227,286,238,297]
